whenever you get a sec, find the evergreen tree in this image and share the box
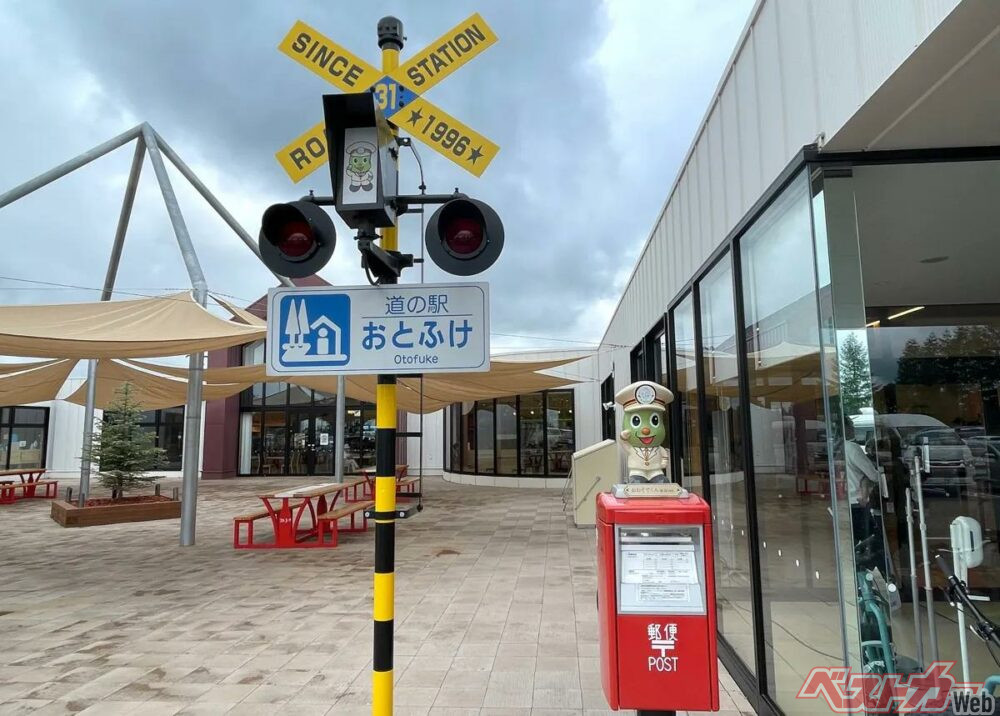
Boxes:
[82,383,164,498]
[840,332,872,417]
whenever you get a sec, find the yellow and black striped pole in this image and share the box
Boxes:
[372,16,403,716]
[372,374,396,714]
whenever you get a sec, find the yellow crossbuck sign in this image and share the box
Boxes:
[276,14,500,182]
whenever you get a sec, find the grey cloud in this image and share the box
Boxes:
[1,0,748,349]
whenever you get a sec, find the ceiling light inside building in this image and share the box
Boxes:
[888,306,925,320]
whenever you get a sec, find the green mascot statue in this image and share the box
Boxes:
[615,380,674,483]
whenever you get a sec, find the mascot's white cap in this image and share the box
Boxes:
[346,142,375,157]
[614,380,674,413]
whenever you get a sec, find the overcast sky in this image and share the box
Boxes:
[0,0,753,354]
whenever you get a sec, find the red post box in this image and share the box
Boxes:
[597,486,718,713]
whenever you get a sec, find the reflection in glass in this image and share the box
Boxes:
[344,403,364,473]
[240,412,260,474]
[520,393,544,475]
[867,315,1000,681]
[261,411,287,475]
[13,408,46,424]
[497,397,517,474]
[362,403,377,470]
[673,294,702,494]
[740,172,842,713]
[546,391,574,475]
[264,382,288,407]
[0,425,9,469]
[447,403,460,472]
[460,402,475,473]
[313,389,337,405]
[0,407,49,470]
[288,412,311,475]
[700,255,754,671]
[8,426,44,469]
[313,413,334,475]
[442,391,577,477]
[288,384,312,404]
[476,400,495,473]
[243,342,266,406]
[159,408,184,471]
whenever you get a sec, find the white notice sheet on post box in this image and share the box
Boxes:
[617,526,706,615]
[621,546,698,585]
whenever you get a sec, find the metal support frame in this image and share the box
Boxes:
[0,121,337,544]
[0,126,143,209]
[142,125,208,547]
[78,136,147,506]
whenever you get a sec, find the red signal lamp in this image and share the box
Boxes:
[258,201,337,278]
[425,198,504,276]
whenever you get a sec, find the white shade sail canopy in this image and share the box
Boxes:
[0,292,265,359]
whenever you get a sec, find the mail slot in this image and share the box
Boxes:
[597,488,718,713]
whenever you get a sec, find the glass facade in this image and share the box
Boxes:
[673,294,702,495]
[445,390,575,477]
[631,154,1000,714]
[0,406,49,470]
[699,256,755,674]
[239,384,376,476]
[740,172,843,713]
[238,341,377,476]
[138,407,184,471]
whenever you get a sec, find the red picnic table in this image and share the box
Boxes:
[233,478,371,549]
[0,468,57,505]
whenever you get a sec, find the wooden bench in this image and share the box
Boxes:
[0,469,55,504]
[232,501,302,548]
[316,500,374,547]
[396,476,419,495]
[0,479,58,504]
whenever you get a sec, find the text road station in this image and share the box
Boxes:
[265,283,490,376]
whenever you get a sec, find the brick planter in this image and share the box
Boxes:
[50,497,181,527]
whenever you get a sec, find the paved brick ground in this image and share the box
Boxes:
[0,476,753,715]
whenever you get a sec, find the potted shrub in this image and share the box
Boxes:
[51,383,182,527]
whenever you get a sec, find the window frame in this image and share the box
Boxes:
[0,405,49,471]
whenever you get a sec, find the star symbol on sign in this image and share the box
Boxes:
[468,145,483,164]
[407,108,423,126]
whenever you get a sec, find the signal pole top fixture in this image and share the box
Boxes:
[377,16,404,51]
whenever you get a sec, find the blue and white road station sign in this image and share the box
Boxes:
[266,283,490,376]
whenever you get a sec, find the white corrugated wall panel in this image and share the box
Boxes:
[776,0,820,156]
[680,174,694,280]
[707,109,727,246]
[654,220,669,297]
[642,257,652,329]
[857,0,921,98]
[694,139,713,268]
[719,78,743,228]
[753,1,788,186]
[674,201,686,294]
[919,0,962,37]
[650,223,667,310]
[810,0,864,141]
[598,0,959,363]
[676,176,691,287]
[686,153,703,271]
[734,33,763,216]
